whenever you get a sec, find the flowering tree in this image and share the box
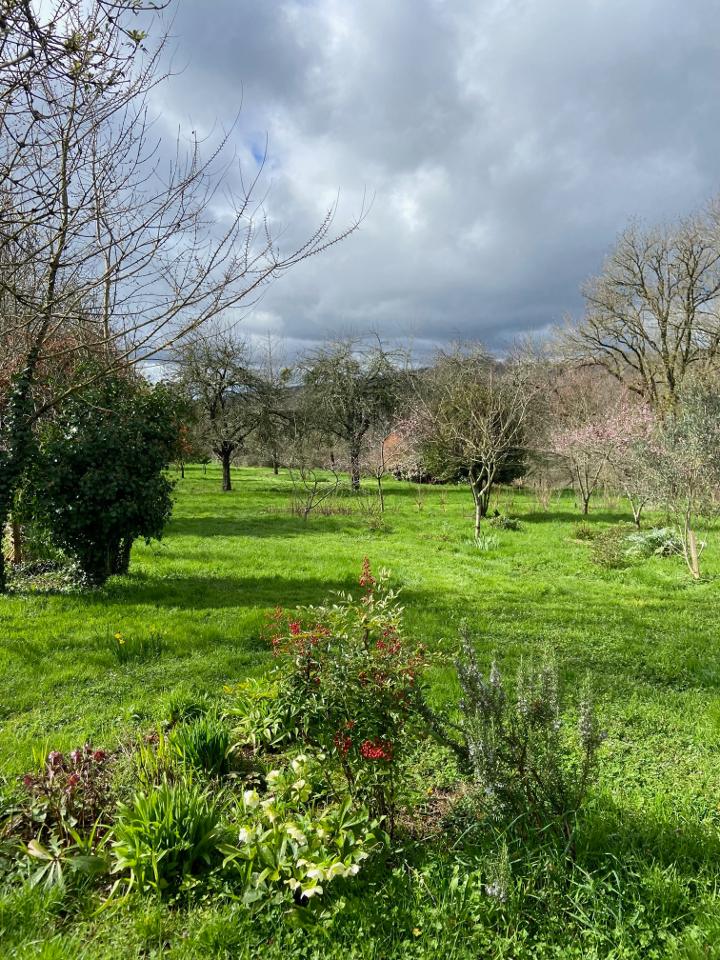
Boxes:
[549,399,654,517]
[645,386,720,579]
[607,406,657,527]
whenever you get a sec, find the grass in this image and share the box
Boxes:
[2,465,720,957]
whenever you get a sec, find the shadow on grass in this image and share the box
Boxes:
[49,570,440,615]
[166,515,368,539]
[519,510,634,525]
[93,571,433,610]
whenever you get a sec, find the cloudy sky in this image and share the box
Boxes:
[153,0,720,355]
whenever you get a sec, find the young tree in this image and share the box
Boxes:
[561,212,720,409]
[645,385,720,579]
[0,0,358,590]
[173,329,260,492]
[302,339,404,490]
[416,347,535,537]
[547,409,630,516]
[607,407,656,527]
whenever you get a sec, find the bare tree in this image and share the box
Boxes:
[0,0,359,589]
[416,347,536,538]
[173,329,261,492]
[561,212,720,409]
[250,335,294,475]
[302,338,405,490]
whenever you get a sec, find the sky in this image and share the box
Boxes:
[152,0,720,356]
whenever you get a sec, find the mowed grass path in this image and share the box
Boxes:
[2,463,720,818]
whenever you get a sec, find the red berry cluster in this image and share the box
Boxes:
[359,738,394,762]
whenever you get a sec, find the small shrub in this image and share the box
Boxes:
[572,522,596,541]
[591,525,634,569]
[170,714,231,777]
[16,745,113,841]
[489,513,522,531]
[106,627,165,665]
[264,560,427,833]
[111,779,221,895]
[424,629,605,851]
[624,527,683,558]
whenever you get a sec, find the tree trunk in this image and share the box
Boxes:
[582,496,590,516]
[376,473,385,513]
[180,461,185,479]
[10,517,22,566]
[112,537,133,576]
[221,450,232,491]
[685,519,701,580]
[0,359,39,593]
[474,497,482,539]
[349,442,361,491]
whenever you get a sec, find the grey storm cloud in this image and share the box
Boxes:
[151,0,720,353]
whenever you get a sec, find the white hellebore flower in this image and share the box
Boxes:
[285,823,307,844]
[243,789,260,810]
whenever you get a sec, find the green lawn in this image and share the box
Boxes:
[2,465,720,958]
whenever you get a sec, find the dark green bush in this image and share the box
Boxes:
[28,371,180,585]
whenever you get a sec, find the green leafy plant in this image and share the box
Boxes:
[23,821,111,890]
[227,676,306,751]
[157,687,214,726]
[571,521,596,541]
[590,525,634,569]
[471,530,500,552]
[219,753,382,912]
[489,513,522,531]
[105,627,165,665]
[111,778,221,895]
[170,714,231,778]
[624,526,684,558]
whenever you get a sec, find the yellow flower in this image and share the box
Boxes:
[413,928,422,937]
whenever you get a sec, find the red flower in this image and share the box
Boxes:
[92,750,107,763]
[22,774,34,789]
[47,751,64,769]
[289,620,302,636]
[66,773,81,789]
